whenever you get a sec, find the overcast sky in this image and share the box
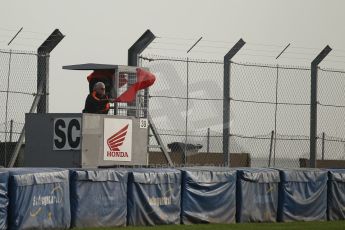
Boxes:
[1,0,345,113]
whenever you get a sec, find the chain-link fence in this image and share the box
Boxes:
[0,49,46,167]
[2,49,345,168]
[140,54,345,168]
[229,62,313,168]
[317,68,345,161]
[140,55,230,166]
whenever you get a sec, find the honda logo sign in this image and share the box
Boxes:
[104,118,132,161]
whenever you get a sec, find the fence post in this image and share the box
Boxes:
[4,50,12,167]
[183,37,202,165]
[128,29,155,117]
[37,29,64,114]
[223,39,245,167]
[273,64,279,167]
[207,128,210,154]
[9,120,13,142]
[268,130,274,167]
[128,30,174,167]
[184,57,190,164]
[128,30,155,66]
[310,46,331,168]
[321,132,325,160]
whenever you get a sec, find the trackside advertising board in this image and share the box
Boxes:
[103,118,132,162]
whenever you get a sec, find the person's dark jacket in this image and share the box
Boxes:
[83,91,110,114]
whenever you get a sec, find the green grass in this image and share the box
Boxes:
[77,221,345,230]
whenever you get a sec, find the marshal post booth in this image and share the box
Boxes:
[24,63,155,168]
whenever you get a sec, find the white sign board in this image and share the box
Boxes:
[53,118,81,150]
[103,118,132,161]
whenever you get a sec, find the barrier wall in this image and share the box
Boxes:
[8,168,71,230]
[69,169,128,228]
[127,168,181,226]
[278,169,328,222]
[0,170,9,230]
[181,167,236,224]
[0,167,344,229]
[236,168,280,223]
[327,169,345,220]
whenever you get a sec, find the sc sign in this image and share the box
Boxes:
[53,118,81,150]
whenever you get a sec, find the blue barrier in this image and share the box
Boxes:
[8,168,71,230]
[127,168,181,226]
[181,167,236,224]
[1,167,344,228]
[278,169,328,222]
[236,168,280,222]
[327,169,345,220]
[0,170,9,230]
[69,169,128,228]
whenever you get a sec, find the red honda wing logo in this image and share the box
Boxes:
[107,124,129,151]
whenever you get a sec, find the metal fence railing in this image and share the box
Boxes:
[140,54,345,168]
[140,55,228,166]
[0,49,47,167]
[2,50,345,168]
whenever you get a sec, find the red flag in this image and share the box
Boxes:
[115,68,156,103]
